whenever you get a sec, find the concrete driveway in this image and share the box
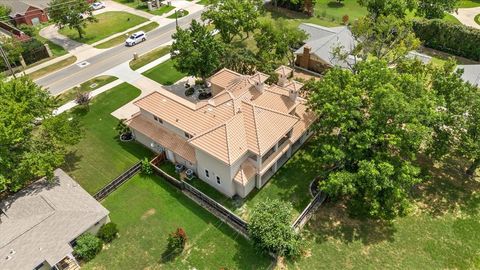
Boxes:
[452,7,480,29]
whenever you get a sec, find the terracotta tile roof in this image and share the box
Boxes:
[291,103,317,142]
[128,115,196,163]
[209,68,242,88]
[234,159,257,185]
[133,68,314,165]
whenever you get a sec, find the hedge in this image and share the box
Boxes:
[412,19,480,61]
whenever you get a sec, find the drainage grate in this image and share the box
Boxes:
[77,61,90,68]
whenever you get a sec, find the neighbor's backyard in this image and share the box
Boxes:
[58,11,148,44]
[83,173,272,269]
[62,83,152,194]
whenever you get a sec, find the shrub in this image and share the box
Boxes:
[167,227,188,253]
[74,233,102,262]
[75,92,91,106]
[413,19,480,61]
[342,14,349,25]
[141,157,153,175]
[248,199,303,259]
[185,87,195,96]
[97,222,118,243]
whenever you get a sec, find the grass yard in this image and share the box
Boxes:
[142,59,186,85]
[475,14,480,25]
[33,23,67,57]
[94,22,159,49]
[58,12,148,44]
[113,0,175,15]
[167,9,189,19]
[287,156,480,269]
[55,75,117,106]
[28,56,77,80]
[458,0,480,8]
[149,5,175,16]
[62,83,153,194]
[83,173,272,269]
[129,46,171,70]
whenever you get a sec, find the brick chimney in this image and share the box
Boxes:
[298,46,311,69]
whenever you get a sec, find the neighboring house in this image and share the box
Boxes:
[0,0,50,25]
[128,66,316,198]
[457,64,480,87]
[295,23,432,74]
[0,169,110,270]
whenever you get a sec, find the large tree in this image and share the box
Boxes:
[255,18,308,67]
[307,59,439,219]
[202,0,263,43]
[171,20,224,85]
[358,0,417,20]
[429,62,480,176]
[416,0,458,19]
[0,77,81,192]
[48,0,97,39]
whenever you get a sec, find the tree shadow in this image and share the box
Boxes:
[305,201,396,245]
[414,155,480,217]
[327,1,345,8]
[61,150,82,175]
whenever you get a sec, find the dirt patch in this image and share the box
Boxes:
[141,208,156,220]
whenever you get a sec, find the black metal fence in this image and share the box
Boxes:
[93,162,142,201]
[291,191,327,231]
[150,155,249,237]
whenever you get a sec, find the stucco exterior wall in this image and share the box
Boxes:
[132,129,163,153]
[85,215,110,235]
[140,109,192,139]
[195,149,236,197]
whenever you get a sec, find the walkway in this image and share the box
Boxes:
[452,7,480,29]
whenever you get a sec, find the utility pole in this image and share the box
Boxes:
[0,44,16,78]
[175,9,179,29]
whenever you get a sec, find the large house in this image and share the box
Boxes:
[128,66,316,198]
[0,0,50,26]
[0,169,110,270]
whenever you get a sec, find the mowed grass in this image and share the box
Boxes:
[62,83,152,194]
[28,56,77,80]
[289,157,480,269]
[129,45,171,70]
[94,21,159,49]
[142,59,186,85]
[55,75,117,106]
[458,0,480,8]
[59,12,148,44]
[83,174,272,269]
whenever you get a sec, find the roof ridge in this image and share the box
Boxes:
[246,102,261,153]
[246,100,300,120]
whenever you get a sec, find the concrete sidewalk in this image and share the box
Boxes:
[451,7,480,29]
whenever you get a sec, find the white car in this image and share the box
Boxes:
[125,31,147,46]
[91,2,105,10]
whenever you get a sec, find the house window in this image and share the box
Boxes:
[216,176,221,184]
[153,115,158,121]
[205,169,209,178]
[184,132,193,139]
[153,115,163,124]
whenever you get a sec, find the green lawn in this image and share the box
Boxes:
[167,9,189,19]
[62,83,153,194]
[94,22,159,49]
[55,75,117,106]
[150,5,175,16]
[142,59,186,85]
[113,0,175,15]
[475,14,480,25]
[129,46,171,70]
[28,56,77,80]
[83,173,272,269]
[58,12,148,44]
[288,157,480,269]
[458,0,480,8]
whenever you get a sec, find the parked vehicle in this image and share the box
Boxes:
[91,2,106,10]
[125,31,147,46]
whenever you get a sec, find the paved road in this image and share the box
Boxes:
[36,10,202,95]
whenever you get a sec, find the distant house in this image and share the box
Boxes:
[0,0,50,25]
[128,66,316,198]
[0,169,110,270]
[295,23,432,74]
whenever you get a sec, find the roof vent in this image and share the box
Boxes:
[5,255,11,261]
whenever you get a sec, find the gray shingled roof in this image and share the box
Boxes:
[296,23,432,69]
[0,169,109,270]
[0,0,49,16]
[457,64,480,87]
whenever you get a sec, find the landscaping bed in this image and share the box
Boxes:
[83,173,272,269]
[62,83,152,194]
[58,11,148,44]
[142,59,186,85]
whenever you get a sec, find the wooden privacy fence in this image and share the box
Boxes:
[292,191,327,231]
[150,155,249,238]
[93,162,142,201]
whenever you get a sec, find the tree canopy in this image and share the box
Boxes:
[48,0,97,38]
[171,20,224,84]
[202,0,263,43]
[307,59,440,219]
[0,77,81,192]
[248,199,303,258]
[358,0,459,19]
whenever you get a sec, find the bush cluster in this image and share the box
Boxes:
[413,19,480,61]
[73,233,102,262]
[97,222,119,243]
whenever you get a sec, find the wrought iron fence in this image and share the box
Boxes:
[93,162,142,201]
